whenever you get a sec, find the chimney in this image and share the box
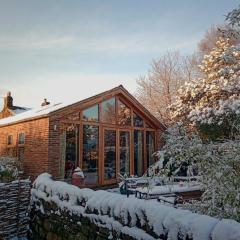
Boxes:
[3,91,13,109]
[41,98,50,107]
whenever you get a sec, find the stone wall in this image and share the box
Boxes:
[0,179,31,239]
[30,173,240,240]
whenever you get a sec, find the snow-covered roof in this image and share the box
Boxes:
[0,85,164,128]
[0,102,66,126]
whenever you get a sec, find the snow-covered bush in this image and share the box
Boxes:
[197,140,240,221]
[0,157,22,182]
[149,124,202,178]
[171,38,240,140]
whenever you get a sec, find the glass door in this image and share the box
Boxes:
[119,130,131,177]
[103,129,117,182]
[134,130,144,176]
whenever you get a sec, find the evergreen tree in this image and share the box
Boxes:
[171,38,240,140]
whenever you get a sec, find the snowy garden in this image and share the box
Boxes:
[1,4,240,240]
[30,34,240,239]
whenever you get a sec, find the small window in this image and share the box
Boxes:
[118,100,131,126]
[133,112,144,127]
[83,105,99,122]
[7,135,13,145]
[18,133,25,144]
[102,98,116,124]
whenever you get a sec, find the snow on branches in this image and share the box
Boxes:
[171,38,240,140]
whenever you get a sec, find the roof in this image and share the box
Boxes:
[0,85,165,129]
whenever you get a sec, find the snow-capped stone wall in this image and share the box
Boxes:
[30,173,240,240]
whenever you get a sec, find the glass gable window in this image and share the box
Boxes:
[66,112,80,121]
[119,131,130,176]
[146,131,155,168]
[102,98,116,124]
[104,130,116,180]
[118,100,131,126]
[83,105,99,122]
[133,112,144,127]
[18,133,25,144]
[83,125,99,184]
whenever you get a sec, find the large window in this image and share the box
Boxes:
[134,130,144,176]
[133,113,144,127]
[104,130,116,180]
[65,124,79,179]
[118,100,131,126]
[102,98,116,124]
[146,131,155,168]
[83,105,99,122]
[119,131,130,176]
[83,125,99,184]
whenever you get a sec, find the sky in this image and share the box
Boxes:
[0,0,238,108]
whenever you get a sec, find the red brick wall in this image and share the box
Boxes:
[48,118,62,179]
[0,118,49,180]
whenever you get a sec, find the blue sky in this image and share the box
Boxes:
[0,0,238,108]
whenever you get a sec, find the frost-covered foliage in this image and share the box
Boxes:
[149,124,202,178]
[150,124,240,221]
[171,38,240,140]
[0,157,21,182]
[31,173,240,240]
[197,140,240,222]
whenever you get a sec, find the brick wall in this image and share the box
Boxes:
[48,118,62,179]
[0,118,49,180]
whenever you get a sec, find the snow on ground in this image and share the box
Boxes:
[31,173,240,240]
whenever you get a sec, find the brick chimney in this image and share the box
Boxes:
[3,91,13,109]
[41,98,50,107]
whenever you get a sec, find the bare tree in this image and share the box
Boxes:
[135,52,197,124]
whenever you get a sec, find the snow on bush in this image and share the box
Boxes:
[171,38,240,140]
[0,157,22,182]
[149,124,201,178]
[149,123,240,222]
[31,173,240,240]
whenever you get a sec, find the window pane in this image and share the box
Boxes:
[18,133,25,144]
[83,125,99,184]
[102,98,116,124]
[120,131,130,176]
[7,135,13,145]
[65,124,79,179]
[134,130,144,176]
[83,105,99,122]
[133,113,144,127]
[66,112,80,121]
[104,130,116,180]
[118,100,131,126]
[146,131,155,168]
[145,122,152,128]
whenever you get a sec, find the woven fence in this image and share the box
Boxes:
[0,179,31,239]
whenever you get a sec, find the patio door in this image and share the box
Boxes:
[119,130,131,177]
[103,128,117,183]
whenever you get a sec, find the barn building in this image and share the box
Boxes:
[0,86,165,187]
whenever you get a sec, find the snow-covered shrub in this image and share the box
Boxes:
[171,38,240,140]
[197,140,240,221]
[149,124,202,178]
[0,157,22,182]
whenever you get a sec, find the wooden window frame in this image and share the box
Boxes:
[59,93,158,186]
[18,132,25,146]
